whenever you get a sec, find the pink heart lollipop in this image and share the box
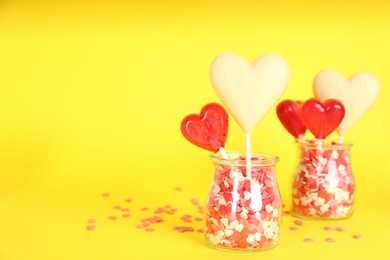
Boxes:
[300,98,345,140]
[276,100,306,139]
[181,103,228,152]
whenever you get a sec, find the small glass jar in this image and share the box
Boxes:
[291,140,355,219]
[205,151,282,252]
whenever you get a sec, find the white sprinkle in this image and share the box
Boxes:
[224,228,234,237]
[246,234,255,243]
[234,223,244,232]
[220,218,228,227]
[210,217,218,226]
[244,191,251,200]
[331,150,339,159]
[254,232,261,241]
[265,204,273,214]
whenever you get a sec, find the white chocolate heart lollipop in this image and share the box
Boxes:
[313,69,380,138]
[210,52,290,134]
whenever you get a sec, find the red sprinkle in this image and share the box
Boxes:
[195,217,203,221]
[145,228,155,232]
[125,198,132,202]
[122,213,131,217]
[113,205,122,210]
[121,208,129,212]
[325,238,336,243]
[324,226,333,231]
[290,226,298,231]
[196,228,204,233]
[102,193,110,197]
[86,225,96,230]
[303,238,313,242]
[175,187,182,191]
[141,207,149,211]
[108,216,117,220]
[353,234,362,239]
[88,218,96,223]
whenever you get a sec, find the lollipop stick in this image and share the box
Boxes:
[245,133,252,180]
[298,134,306,144]
[338,135,344,144]
[219,147,229,160]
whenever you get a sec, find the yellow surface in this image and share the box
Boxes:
[1,0,390,259]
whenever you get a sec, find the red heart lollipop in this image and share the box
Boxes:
[276,100,306,138]
[180,103,228,152]
[300,98,345,140]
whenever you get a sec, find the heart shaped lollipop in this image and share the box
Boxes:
[313,70,380,136]
[210,52,290,133]
[276,100,306,139]
[300,98,345,140]
[181,103,228,152]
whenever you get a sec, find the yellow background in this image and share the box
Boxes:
[1,0,390,259]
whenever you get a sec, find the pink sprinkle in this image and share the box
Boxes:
[290,226,298,231]
[141,207,149,211]
[195,217,203,221]
[353,234,362,239]
[196,228,204,233]
[282,211,290,216]
[86,225,96,230]
[165,205,171,208]
[108,216,117,220]
[175,187,182,191]
[324,226,333,231]
[303,238,313,242]
[113,205,122,210]
[294,219,304,226]
[325,238,336,243]
[335,226,345,232]
[88,218,96,223]
[191,198,200,205]
[145,228,155,232]
[122,213,131,217]
[121,208,129,212]
[125,198,132,203]
[102,193,110,197]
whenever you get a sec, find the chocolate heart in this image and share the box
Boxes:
[181,103,228,152]
[300,99,345,140]
[210,52,290,133]
[276,100,306,138]
[313,70,380,135]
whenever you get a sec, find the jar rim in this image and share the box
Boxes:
[295,139,353,150]
[210,150,279,166]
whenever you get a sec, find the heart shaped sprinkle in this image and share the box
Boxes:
[300,98,345,140]
[181,103,228,152]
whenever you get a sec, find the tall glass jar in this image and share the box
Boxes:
[291,141,355,219]
[205,151,282,252]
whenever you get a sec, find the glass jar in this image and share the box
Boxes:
[291,140,355,219]
[205,151,282,252]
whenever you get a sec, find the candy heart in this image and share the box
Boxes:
[181,103,228,152]
[210,52,290,133]
[313,70,380,136]
[300,99,345,140]
[276,100,306,138]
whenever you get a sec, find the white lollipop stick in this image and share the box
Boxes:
[338,135,344,144]
[219,147,229,160]
[245,133,252,180]
[298,134,307,144]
